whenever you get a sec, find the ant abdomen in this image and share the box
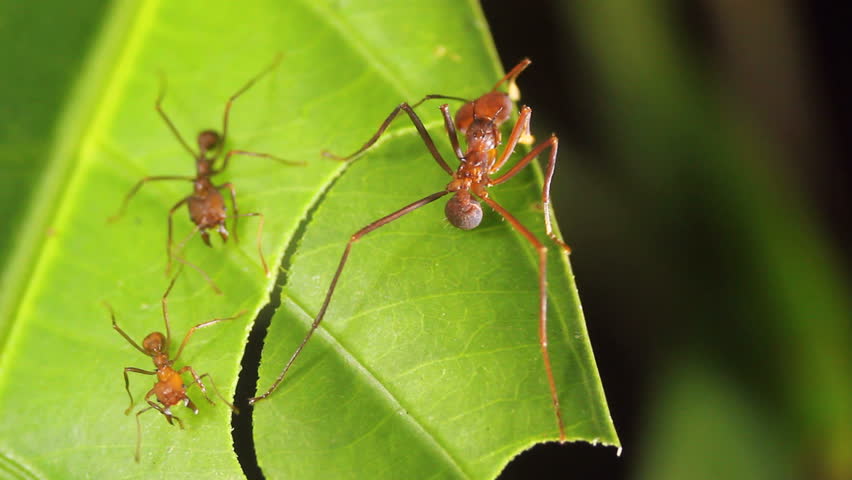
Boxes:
[445,192,483,230]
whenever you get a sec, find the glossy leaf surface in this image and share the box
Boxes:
[0,1,618,478]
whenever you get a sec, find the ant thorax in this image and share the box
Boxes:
[448,150,494,193]
[193,177,216,196]
[152,352,172,370]
[195,157,215,177]
[154,366,186,406]
[463,118,501,153]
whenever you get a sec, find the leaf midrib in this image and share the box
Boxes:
[284,294,473,479]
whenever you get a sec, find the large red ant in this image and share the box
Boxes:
[107,276,246,461]
[250,59,571,441]
[109,54,304,292]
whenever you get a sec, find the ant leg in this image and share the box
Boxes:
[166,195,191,274]
[221,209,269,276]
[130,390,183,462]
[321,103,454,175]
[146,399,184,429]
[184,396,199,415]
[180,366,213,402]
[106,302,147,355]
[479,195,566,442]
[143,384,185,429]
[490,106,533,175]
[488,108,542,185]
[199,373,239,413]
[121,368,156,414]
[168,223,223,294]
[410,94,470,109]
[131,405,154,462]
[218,182,240,243]
[438,104,464,160]
[155,74,197,158]
[172,253,222,295]
[211,182,260,260]
[538,137,570,253]
[489,132,570,253]
[217,53,283,158]
[172,223,202,254]
[172,310,247,363]
[160,273,180,343]
[182,367,212,404]
[182,369,239,414]
[214,149,306,174]
[107,303,159,414]
[491,58,532,97]
[108,176,194,223]
[250,190,449,404]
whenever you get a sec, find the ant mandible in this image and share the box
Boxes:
[109,54,304,293]
[107,275,246,461]
[250,59,571,442]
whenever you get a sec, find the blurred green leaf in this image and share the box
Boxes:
[0,1,618,478]
[637,361,794,480]
[0,0,110,345]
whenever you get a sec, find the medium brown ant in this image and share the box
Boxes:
[107,276,246,461]
[250,59,571,441]
[109,54,304,292]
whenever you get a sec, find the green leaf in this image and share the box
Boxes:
[0,0,111,344]
[636,362,794,480]
[0,0,618,478]
[252,2,618,478]
[255,134,619,478]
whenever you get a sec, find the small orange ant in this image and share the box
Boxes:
[107,276,246,461]
[109,54,304,292]
[250,59,571,441]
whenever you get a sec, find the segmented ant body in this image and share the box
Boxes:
[109,55,303,292]
[251,59,570,441]
[108,277,245,461]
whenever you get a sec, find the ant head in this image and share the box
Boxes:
[445,191,483,230]
[197,130,221,152]
[142,332,167,355]
[455,92,513,134]
[454,101,476,134]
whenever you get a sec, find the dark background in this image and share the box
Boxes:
[483,1,851,479]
